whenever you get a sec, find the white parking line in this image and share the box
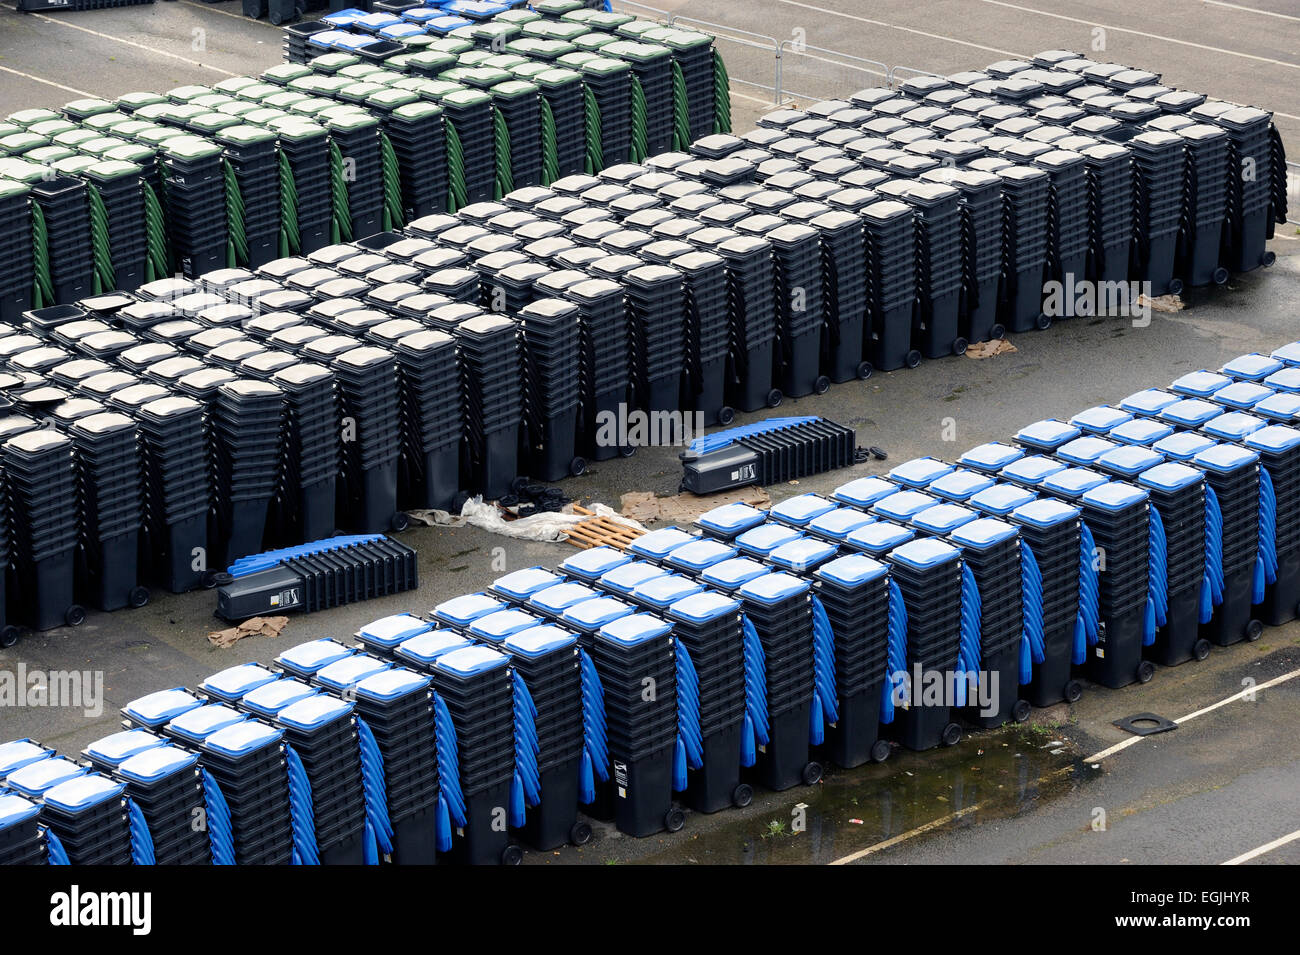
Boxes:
[0,64,91,98]
[1203,1,1300,23]
[771,0,1023,59]
[828,803,984,865]
[24,11,239,77]
[1222,828,1300,865]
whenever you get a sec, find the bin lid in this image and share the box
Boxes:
[1120,388,1179,414]
[927,469,995,501]
[433,592,505,625]
[529,582,600,614]
[199,663,279,701]
[123,688,203,726]
[1109,417,1173,446]
[912,503,978,535]
[627,526,696,559]
[958,442,1025,470]
[667,590,741,624]
[735,523,803,557]
[500,626,575,659]
[1214,383,1273,412]
[846,520,914,553]
[467,609,540,641]
[1160,398,1224,427]
[701,557,770,589]
[815,554,888,587]
[277,638,354,674]
[807,507,875,539]
[1255,391,1300,421]
[0,740,55,777]
[117,745,199,785]
[1264,368,1300,393]
[1137,462,1203,493]
[347,668,426,706]
[695,502,767,535]
[1081,481,1148,512]
[631,574,704,609]
[0,793,40,831]
[1269,341,1300,366]
[167,704,245,742]
[769,493,837,525]
[1015,419,1080,449]
[1222,353,1283,380]
[597,561,667,595]
[396,630,471,665]
[665,538,738,571]
[433,645,509,678]
[314,654,391,690]
[873,490,939,521]
[83,730,165,769]
[1042,468,1108,498]
[203,720,282,759]
[597,613,673,647]
[559,595,633,629]
[277,694,353,732]
[1000,454,1066,486]
[1070,405,1132,433]
[888,537,960,570]
[738,571,810,604]
[888,456,954,487]
[950,517,1017,549]
[1244,425,1300,455]
[560,546,631,579]
[1203,411,1266,441]
[42,773,124,813]
[833,476,898,508]
[1095,442,1163,476]
[1011,497,1079,529]
[8,757,86,796]
[1171,369,1230,397]
[1153,431,1216,461]
[769,537,839,572]
[1057,436,1118,465]
[1193,443,1258,473]
[240,678,317,716]
[359,613,434,648]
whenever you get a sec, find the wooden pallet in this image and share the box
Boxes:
[565,505,645,550]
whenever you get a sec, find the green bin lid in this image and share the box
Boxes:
[557,51,598,68]
[242,107,290,126]
[537,21,590,42]
[289,98,340,118]
[116,91,169,111]
[262,63,314,85]
[573,32,617,51]
[52,155,98,176]
[605,40,671,63]
[580,56,630,76]
[616,20,662,39]
[408,51,460,73]
[216,101,262,119]
[167,85,213,103]
[310,52,361,74]
[213,76,260,94]
[336,63,386,80]
[162,137,223,161]
[429,37,474,55]
[439,87,492,109]
[27,119,78,138]
[456,49,495,67]
[534,67,582,88]
[397,36,436,52]
[166,104,209,122]
[81,112,132,131]
[133,126,185,147]
[0,178,30,200]
[391,101,443,122]
[469,22,520,42]
[566,10,633,29]
[367,88,421,111]
[131,103,177,122]
[104,143,158,164]
[495,9,541,25]
[234,83,281,102]
[8,108,61,127]
[77,136,126,155]
[84,159,142,182]
[0,132,49,154]
[264,91,309,110]
[506,38,574,59]
[483,53,528,70]
[0,122,24,139]
[25,145,74,165]
[444,66,513,89]
[217,124,277,146]
[63,98,117,118]
[532,0,584,13]
[324,111,380,132]
[188,112,241,134]
[491,79,539,100]
[192,94,236,110]
[338,81,387,103]
[267,118,327,140]
[0,158,48,183]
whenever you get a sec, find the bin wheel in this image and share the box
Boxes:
[1193,638,1211,662]
[765,388,783,408]
[664,808,686,833]
[1064,680,1083,704]
[990,324,1006,340]
[500,844,524,866]
[718,406,736,426]
[1012,699,1032,723]
[856,361,873,380]
[568,821,592,846]
[127,586,150,609]
[731,783,753,808]
[952,337,968,356]
[201,570,230,590]
[619,445,637,458]
[65,605,86,628]
[569,456,587,477]
[904,350,922,369]
[813,375,831,395]
[1168,278,1184,296]
[1212,267,1229,285]
[269,10,286,25]
[1137,660,1156,684]
[870,739,891,763]
[941,722,962,747]
[0,626,19,649]
[801,761,824,786]
[390,512,410,532]
[1035,313,1052,331]
[1245,619,1264,642]
[1262,251,1276,268]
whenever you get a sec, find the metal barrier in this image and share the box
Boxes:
[1288,161,1299,227]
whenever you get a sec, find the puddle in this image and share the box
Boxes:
[568,727,1094,865]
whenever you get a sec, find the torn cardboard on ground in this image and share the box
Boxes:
[207,615,289,649]
[964,338,1018,359]
[621,486,772,525]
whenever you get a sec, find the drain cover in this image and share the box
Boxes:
[1113,712,1177,736]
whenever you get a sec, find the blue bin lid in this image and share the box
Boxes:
[491,566,565,599]
[1193,443,1258,473]
[1097,444,1164,476]
[950,517,1017,549]
[42,773,124,814]
[1270,341,1300,366]
[395,629,472,665]
[6,756,85,796]
[0,792,41,831]
[664,538,738,571]
[888,456,954,487]
[433,645,510,677]
[667,590,742,624]
[1159,398,1223,427]
[277,694,353,731]
[627,526,696,559]
[888,536,960,570]
[832,476,897,508]
[1213,381,1272,410]
[203,720,283,759]
[911,503,977,534]
[597,561,668,595]
[598,613,673,647]
[122,687,203,727]
[1011,497,1079,529]
[1120,388,1179,414]
[958,442,1025,471]
[200,663,279,701]
[700,556,770,589]
[240,678,317,716]
[1057,436,1118,465]
[358,613,434,648]
[970,483,1036,515]
[1109,417,1173,446]
[769,493,837,525]
[1000,454,1066,485]
[1042,467,1108,498]
[503,625,578,659]
[561,596,635,629]
[815,553,888,587]
[314,654,391,690]
[354,667,430,703]
[1264,367,1300,393]
[1070,405,1133,433]
[1253,391,1300,422]
[1222,353,1283,380]
[738,571,810,604]
[0,739,55,776]
[1015,419,1080,450]
[735,522,803,557]
[631,574,703,609]
[166,703,245,742]
[695,502,767,535]
[277,638,354,675]
[927,469,994,501]
[1138,461,1203,493]
[469,608,541,641]
[1244,424,1300,454]
[559,547,631,580]
[1202,410,1265,441]
[117,745,198,785]
[1153,430,1215,461]
[1081,481,1148,512]
[846,520,914,553]
[769,537,839,572]
[1170,369,1230,397]
[806,506,875,539]
[872,489,938,521]
[528,581,599,613]
[83,730,165,769]
[433,592,505,626]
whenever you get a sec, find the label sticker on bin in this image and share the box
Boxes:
[395,630,471,666]
[240,678,318,717]
[117,746,198,785]
[122,688,204,727]
[667,590,742,624]
[1011,497,1079,529]
[203,720,283,759]
[433,592,505,626]
[598,561,668,595]
[42,774,124,814]
[1015,419,1080,450]
[469,609,540,642]
[627,526,695,560]
[167,704,245,743]
[200,663,279,701]
[833,476,897,508]
[559,547,631,580]
[695,502,767,536]
[433,645,511,677]
[491,566,564,599]
[359,614,434,649]
[83,730,165,769]
[314,654,391,691]
[888,456,954,487]
[503,626,578,658]
[277,639,355,676]
[1120,389,1179,415]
